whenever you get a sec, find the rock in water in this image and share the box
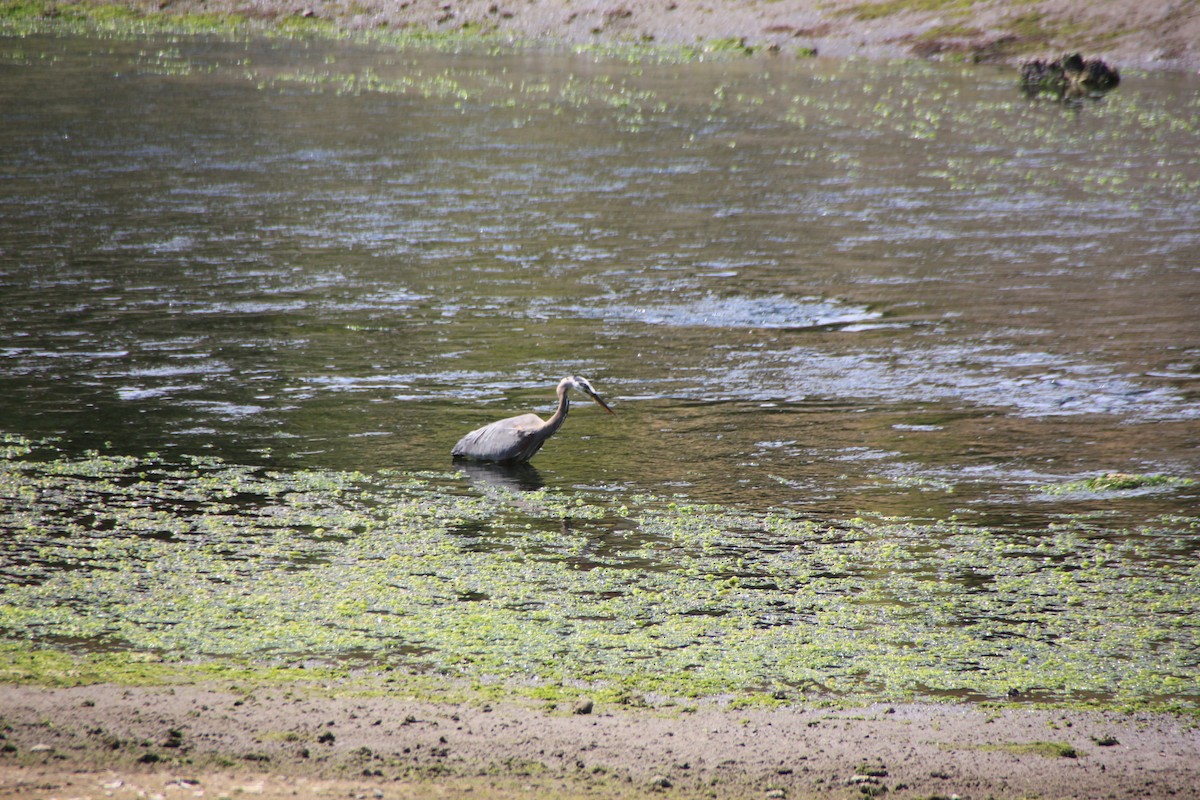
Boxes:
[1020,53,1120,100]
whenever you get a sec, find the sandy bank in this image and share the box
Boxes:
[3,683,1199,799]
[97,0,1200,71]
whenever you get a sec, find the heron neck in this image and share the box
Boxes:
[545,387,570,433]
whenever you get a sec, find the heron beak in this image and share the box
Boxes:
[588,391,615,414]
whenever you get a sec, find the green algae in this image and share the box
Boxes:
[979,740,1080,758]
[1,434,1198,711]
[843,0,977,23]
[0,641,342,688]
[1038,472,1195,496]
[1004,740,1080,758]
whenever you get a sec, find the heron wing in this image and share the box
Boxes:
[451,413,547,463]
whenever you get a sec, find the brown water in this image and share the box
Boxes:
[2,32,1198,527]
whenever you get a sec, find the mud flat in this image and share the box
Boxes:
[4,0,1199,69]
[3,682,1200,799]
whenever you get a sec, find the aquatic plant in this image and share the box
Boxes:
[1038,472,1194,496]
[1,435,1197,710]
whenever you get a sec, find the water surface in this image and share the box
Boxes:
[2,32,1198,526]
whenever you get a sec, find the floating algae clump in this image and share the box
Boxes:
[1038,472,1194,496]
[1,434,1198,709]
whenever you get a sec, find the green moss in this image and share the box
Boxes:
[67,1,141,22]
[942,738,1083,758]
[0,0,53,19]
[0,642,339,688]
[987,740,1080,758]
[917,22,985,40]
[274,14,338,37]
[1005,11,1053,41]
[0,0,249,33]
[700,36,756,56]
[841,0,976,23]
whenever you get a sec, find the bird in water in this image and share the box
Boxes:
[451,376,614,464]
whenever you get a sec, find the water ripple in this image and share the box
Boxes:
[553,294,880,330]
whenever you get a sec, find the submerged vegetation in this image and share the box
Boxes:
[1038,472,1195,496]
[1,434,1197,710]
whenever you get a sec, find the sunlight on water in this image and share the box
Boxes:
[1,33,1197,523]
[559,294,881,329]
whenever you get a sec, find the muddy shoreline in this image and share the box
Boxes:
[58,0,1200,71]
[3,683,1199,799]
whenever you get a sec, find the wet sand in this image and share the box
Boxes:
[3,683,1199,799]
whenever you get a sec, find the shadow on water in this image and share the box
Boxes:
[455,459,545,493]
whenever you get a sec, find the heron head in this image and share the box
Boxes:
[567,375,614,414]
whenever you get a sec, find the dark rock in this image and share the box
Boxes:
[1020,53,1120,101]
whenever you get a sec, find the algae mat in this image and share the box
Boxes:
[1,434,1197,709]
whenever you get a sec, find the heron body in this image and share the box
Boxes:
[451,376,614,464]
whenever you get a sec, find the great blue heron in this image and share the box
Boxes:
[451,376,614,463]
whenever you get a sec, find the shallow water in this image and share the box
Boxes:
[2,32,1198,528]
